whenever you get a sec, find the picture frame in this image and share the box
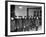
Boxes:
[5,1,45,36]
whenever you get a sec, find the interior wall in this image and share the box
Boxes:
[15,5,27,16]
[15,5,41,17]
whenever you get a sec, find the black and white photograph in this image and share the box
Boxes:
[5,1,45,36]
[10,5,42,32]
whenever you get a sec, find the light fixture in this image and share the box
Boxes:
[19,6,23,9]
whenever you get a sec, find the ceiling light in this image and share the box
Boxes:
[19,6,23,9]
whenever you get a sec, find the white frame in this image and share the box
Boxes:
[7,1,45,35]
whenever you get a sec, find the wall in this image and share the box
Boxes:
[15,5,27,16]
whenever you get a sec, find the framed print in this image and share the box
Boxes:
[5,1,45,36]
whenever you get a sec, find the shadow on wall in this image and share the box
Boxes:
[6,36,21,37]
[6,36,14,37]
